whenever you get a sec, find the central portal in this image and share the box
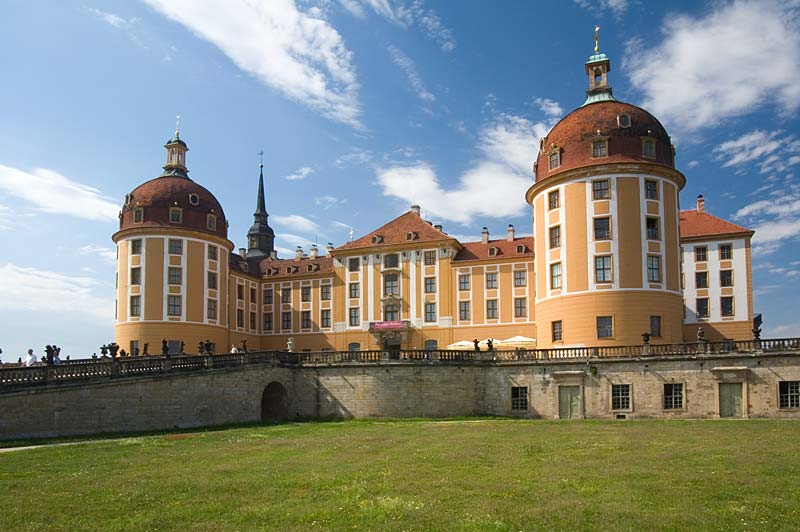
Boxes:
[383,336,402,360]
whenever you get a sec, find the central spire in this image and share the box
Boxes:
[246,158,275,259]
[582,25,616,106]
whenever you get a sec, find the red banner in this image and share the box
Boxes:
[371,320,405,331]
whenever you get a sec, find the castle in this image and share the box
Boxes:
[112,42,755,357]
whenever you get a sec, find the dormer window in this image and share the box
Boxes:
[516,244,525,254]
[642,138,656,159]
[241,263,248,272]
[372,234,383,244]
[188,193,200,206]
[169,208,182,224]
[488,247,497,257]
[307,265,314,272]
[207,214,217,230]
[133,208,143,223]
[405,231,417,241]
[125,194,133,206]
[548,149,561,170]
[617,114,631,128]
[591,138,608,158]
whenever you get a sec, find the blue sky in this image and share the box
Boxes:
[1,0,799,359]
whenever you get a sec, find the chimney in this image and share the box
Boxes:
[481,227,489,245]
[326,242,334,253]
[696,194,705,213]
[507,224,515,241]
[269,250,277,260]
[410,204,421,215]
[309,244,318,259]
[434,224,443,232]
[238,248,246,258]
[295,246,303,260]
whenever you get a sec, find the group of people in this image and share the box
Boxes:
[20,346,69,367]
[230,339,249,354]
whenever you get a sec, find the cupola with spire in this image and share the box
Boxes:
[583,25,615,106]
[162,114,189,178]
[246,158,275,258]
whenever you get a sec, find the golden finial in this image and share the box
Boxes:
[594,25,600,53]
[175,114,180,137]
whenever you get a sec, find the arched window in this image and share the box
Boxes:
[348,342,361,352]
[424,339,438,351]
[593,68,602,85]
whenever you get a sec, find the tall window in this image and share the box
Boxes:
[236,309,244,327]
[281,312,292,330]
[511,387,528,411]
[719,244,732,260]
[550,263,562,289]
[594,256,611,283]
[168,295,181,316]
[696,298,709,318]
[301,286,311,302]
[611,384,630,410]
[596,316,613,338]
[695,271,708,289]
[321,309,331,328]
[264,288,273,304]
[695,246,707,262]
[424,250,436,265]
[169,208,182,223]
[642,139,656,158]
[514,270,526,287]
[548,151,561,170]
[208,245,217,261]
[645,180,659,200]
[721,296,734,317]
[594,217,611,240]
[384,274,399,296]
[459,274,470,291]
[282,287,291,304]
[384,254,399,268]
[237,284,244,300]
[459,301,470,320]
[548,190,560,210]
[549,225,561,248]
[646,218,660,240]
[486,299,498,319]
[486,272,498,289]
[650,315,661,337]
[348,257,360,271]
[425,302,436,322]
[168,239,182,255]
[131,239,142,255]
[385,303,399,321]
[779,381,800,409]
[664,383,684,409]
[207,214,217,230]
[349,282,360,298]
[250,311,256,330]
[592,139,608,158]
[208,272,217,290]
[250,287,257,302]
[133,208,144,223]
[647,255,661,283]
[551,320,563,342]
[321,284,331,300]
[592,180,610,199]
[207,299,217,320]
[301,311,312,329]
[425,277,436,293]
[263,313,273,331]
[720,270,733,287]
[349,308,359,326]
[168,267,181,285]
[130,267,141,285]
[130,295,141,317]
[514,298,527,318]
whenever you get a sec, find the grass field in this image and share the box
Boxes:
[2,418,800,531]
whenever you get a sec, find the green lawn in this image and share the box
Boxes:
[2,419,799,531]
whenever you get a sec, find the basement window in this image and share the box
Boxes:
[511,387,528,411]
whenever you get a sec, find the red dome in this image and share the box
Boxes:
[535,100,674,182]
[119,176,227,239]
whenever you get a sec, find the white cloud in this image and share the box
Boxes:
[714,130,800,174]
[766,322,800,337]
[335,149,372,167]
[532,97,563,118]
[339,0,367,18]
[687,160,699,168]
[87,7,147,49]
[574,0,630,18]
[625,1,800,134]
[376,113,546,224]
[315,195,347,209]
[275,232,318,251]
[284,166,315,181]
[273,214,320,234]
[0,264,113,322]
[143,0,362,127]
[387,45,434,102]
[0,164,118,222]
[79,244,117,264]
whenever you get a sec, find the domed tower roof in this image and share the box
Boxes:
[118,130,228,239]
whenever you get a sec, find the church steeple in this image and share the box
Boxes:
[246,158,275,259]
[162,114,189,178]
[582,26,616,106]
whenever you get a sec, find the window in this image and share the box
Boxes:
[134,208,143,223]
[264,288,273,304]
[168,295,181,316]
[301,286,311,302]
[237,285,244,301]
[169,208,182,224]
[592,139,608,158]
[424,340,438,351]
[168,267,181,285]
[594,217,611,240]
[514,270,526,287]
[301,311,312,329]
[719,244,732,260]
[348,257,360,271]
[595,256,612,283]
[459,274,470,291]
[424,250,436,265]
[696,298,709,318]
[349,308,359,326]
[250,287,256,302]
[236,309,244,328]
[207,214,217,231]
[384,274,399,296]
[551,320,563,342]
[207,299,217,320]
[548,190,560,210]
[511,387,528,411]
[549,225,561,248]
[779,381,800,409]
[321,284,331,301]
[488,247,497,256]
[384,303,399,321]
[720,270,733,287]
[384,254,399,268]
[647,255,661,283]
[645,180,659,200]
[695,246,707,262]
[597,316,613,338]
[131,239,142,255]
[695,271,708,289]
[548,151,561,170]
[550,263,562,289]
[263,313,273,331]
[459,301,470,320]
[646,218,660,240]
[130,267,141,285]
[486,299,498,319]
[486,272,498,289]
[282,311,292,330]
[514,297,527,318]
[208,272,217,290]
[593,180,610,200]
[130,295,141,317]
[721,296,734,317]
[250,311,257,330]
[425,277,436,293]
[281,287,291,304]
[425,302,436,322]
[348,342,361,352]
[167,239,182,255]
[188,193,199,206]
[208,246,217,261]
[642,139,656,158]
[321,309,331,328]
[664,383,684,410]
[650,315,662,337]
[611,384,631,410]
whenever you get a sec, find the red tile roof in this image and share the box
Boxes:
[680,210,753,239]
[336,210,457,251]
[454,237,534,262]
[258,256,334,278]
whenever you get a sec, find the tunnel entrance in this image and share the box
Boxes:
[260,381,289,422]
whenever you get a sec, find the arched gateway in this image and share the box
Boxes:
[260,381,289,422]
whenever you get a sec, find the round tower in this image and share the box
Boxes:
[527,33,685,347]
[112,127,233,355]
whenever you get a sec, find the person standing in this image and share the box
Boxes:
[24,349,37,367]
